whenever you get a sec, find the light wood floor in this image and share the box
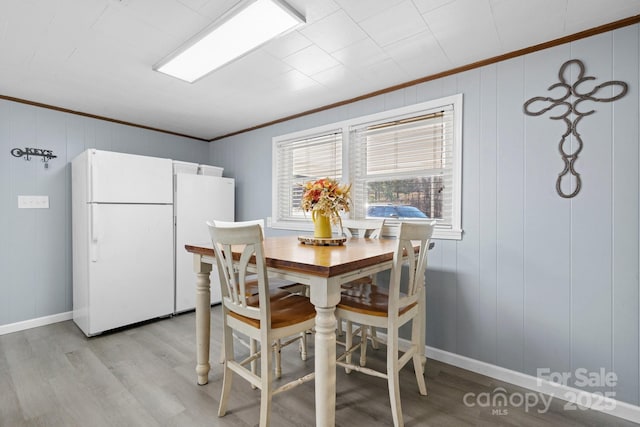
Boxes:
[0,307,637,427]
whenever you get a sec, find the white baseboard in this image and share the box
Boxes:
[425,345,640,424]
[0,311,73,336]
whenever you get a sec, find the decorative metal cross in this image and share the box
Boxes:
[523,59,628,198]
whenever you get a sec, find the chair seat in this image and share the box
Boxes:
[244,278,304,297]
[243,278,259,296]
[229,290,316,329]
[338,286,416,318]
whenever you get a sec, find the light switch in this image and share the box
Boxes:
[18,195,49,209]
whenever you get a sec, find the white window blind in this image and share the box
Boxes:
[272,94,462,239]
[350,105,456,229]
[274,130,343,223]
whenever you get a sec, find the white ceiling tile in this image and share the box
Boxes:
[286,0,341,24]
[333,0,405,22]
[91,4,175,54]
[0,65,24,94]
[490,0,567,50]
[200,50,293,92]
[383,30,451,79]
[175,0,210,12]
[187,0,239,20]
[115,0,209,38]
[31,35,79,71]
[332,38,388,69]
[412,0,456,14]
[565,0,640,34]
[51,0,108,31]
[311,64,371,93]
[423,0,502,64]
[357,58,408,87]
[359,0,427,47]
[282,45,341,75]
[28,2,106,69]
[273,69,323,92]
[300,10,368,53]
[0,1,58,67]
[263,30,313,59]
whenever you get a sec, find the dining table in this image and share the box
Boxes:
[185,234,425,427]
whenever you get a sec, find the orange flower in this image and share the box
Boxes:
[300,177,351,224]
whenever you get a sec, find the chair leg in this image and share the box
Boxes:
[411,318,427,396]
[218,318,226,364]
[337,316,343,336]
[218,324,234,417]
[299,331,308,361]
[259,334,274,427]
[412,351,427,396]
[386,330,403,427]
[274,339,282,379]
[418,290,427,368]
[359,325,368,367]
[250,339,258,389]
[345,320,353,374]
[370,326,380,349]
[218,364,233,417]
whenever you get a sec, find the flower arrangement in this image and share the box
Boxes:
[301,177,351,224]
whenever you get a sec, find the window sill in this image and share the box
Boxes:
[271,220,462,240]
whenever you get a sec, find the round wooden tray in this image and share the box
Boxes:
[298,236,347,246]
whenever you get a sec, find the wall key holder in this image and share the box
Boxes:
[10,147,57,168]
[523,59,628,198]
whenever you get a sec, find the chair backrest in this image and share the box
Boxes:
[212,219,265,236]
[341,218,385,239]
[207,221,270,326]
[388,221,435,316]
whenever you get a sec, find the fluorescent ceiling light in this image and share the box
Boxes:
[155,0,304,83]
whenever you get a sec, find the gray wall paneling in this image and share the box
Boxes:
[478,64,498,366]
[611,24,640,406]
[0,101,9,325]
[570,32,614,394]
[523,44,574,380]
[456,69,482,361]
[210,24,640,406]
[0,101,210,326]
[496,56,526,374]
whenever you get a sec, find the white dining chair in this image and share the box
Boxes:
[340,218,385,239]
[212,219,308,377]
[208,222,316,427]
[338,219,385,360]
[335,221,434,427]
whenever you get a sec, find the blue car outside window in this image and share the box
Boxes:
[367,205,428,219]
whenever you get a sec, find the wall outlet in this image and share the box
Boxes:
[18,195,49,209]
[266,216,272,227]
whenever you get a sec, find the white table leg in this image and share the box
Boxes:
[309,278,341,427]
[194,255,212,385]
[314,306,337,427]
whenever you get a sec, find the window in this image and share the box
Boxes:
[272,94,462,239]
[273,127,343,224]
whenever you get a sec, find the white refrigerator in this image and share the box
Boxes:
[72,149,175,336]
[174,163,234,313]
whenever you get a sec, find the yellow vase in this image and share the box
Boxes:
[312,210,332,238]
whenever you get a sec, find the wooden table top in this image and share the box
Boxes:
[185,235,402,278]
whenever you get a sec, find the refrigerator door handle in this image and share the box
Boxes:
[90,204,98,262]
[88,150,94,202]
